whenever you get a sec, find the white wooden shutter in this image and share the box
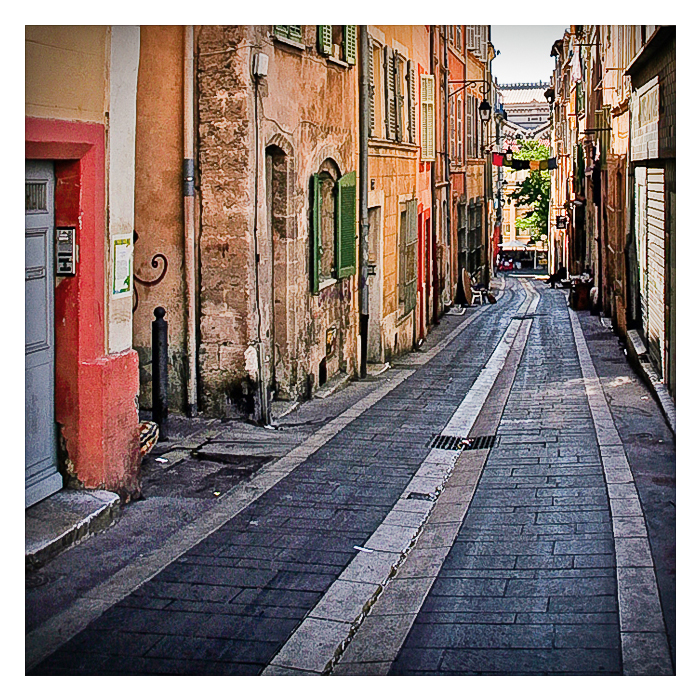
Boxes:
[474,25,482,59]
[421,74,435,161]
[466,25,475,50]
[368,42,376,136]
[646,167,665,376]
[480,25,488,62]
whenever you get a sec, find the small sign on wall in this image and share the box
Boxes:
[112,234,133,298]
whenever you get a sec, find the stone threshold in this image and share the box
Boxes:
[26,490,121,571]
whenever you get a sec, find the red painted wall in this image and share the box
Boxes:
[26,117,141,498]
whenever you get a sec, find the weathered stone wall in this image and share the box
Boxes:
[196,26,359,415]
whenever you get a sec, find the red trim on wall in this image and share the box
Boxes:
[26,117,140,497]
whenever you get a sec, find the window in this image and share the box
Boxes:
[420,74,436,160]
[455,26,463,52]
[369,41,382,137]
[274,26,303,44]
[449,96,456,161]
[310,162,356,293]
[381,47,416,143]
[399,199,418,316]
[456,96,463,164]
[466,94,474,158]
[317,25,356,64]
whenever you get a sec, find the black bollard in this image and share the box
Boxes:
[152,306,168,441]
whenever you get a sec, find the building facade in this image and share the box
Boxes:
[25,26,142,505]
[549,25,675,399]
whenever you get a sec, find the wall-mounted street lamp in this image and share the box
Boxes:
[544,87,555,105]
[478,99,492,123]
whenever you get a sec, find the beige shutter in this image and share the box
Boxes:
[467,25,475,50]
[421,74,436,161]
[385,46,397,140]
[407,60,416,144]
[394,53,404,142]
[368,42,375,136]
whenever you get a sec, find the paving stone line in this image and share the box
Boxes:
[568,307,673,676]
[332,281,540,675]
[264,280,537,675]
[26,286,509,673]
[26,369,414,671]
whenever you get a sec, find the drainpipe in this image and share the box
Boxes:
[430,26,439,326]
[358,26,369,379]
[443,26,451,304]
[183,25,198,416]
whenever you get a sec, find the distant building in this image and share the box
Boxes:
[499,81,550,140]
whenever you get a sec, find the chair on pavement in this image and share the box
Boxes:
[463,270,486,305]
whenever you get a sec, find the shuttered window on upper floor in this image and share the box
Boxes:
[275,26,303,43]
[317,25,356,65]
[420,74,436,161]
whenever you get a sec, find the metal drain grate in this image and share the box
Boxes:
[463,434,498,450]
[429,434,467,450]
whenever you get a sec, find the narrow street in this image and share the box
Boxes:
[26,274,675,676]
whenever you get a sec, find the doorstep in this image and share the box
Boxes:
[25,489,121,571]
[625,329,676,436]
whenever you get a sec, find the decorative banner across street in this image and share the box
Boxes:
[493,153,558,171]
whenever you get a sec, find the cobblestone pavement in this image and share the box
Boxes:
[27,275,675,676]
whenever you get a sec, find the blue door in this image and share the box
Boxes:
[25,160,63,507]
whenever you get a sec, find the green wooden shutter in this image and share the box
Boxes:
[311,173,321,294]
[344,25,357,65]
[275,26,290,39]
[405,198,418,312]
[336,171,357,279]
[318,26,332,55]
[368,41,375,136]
[288,25,303,43]
[407,60,416,144]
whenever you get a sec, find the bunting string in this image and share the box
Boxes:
[493,153,558,171]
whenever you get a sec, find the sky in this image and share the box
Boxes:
[491,25,570,85]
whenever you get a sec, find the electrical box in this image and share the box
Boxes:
[56,227,77,275]
[252,53,269,78]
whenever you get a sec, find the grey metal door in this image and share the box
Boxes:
[25,160,62,508]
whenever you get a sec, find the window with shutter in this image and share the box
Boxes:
[456,96,463,163]
[394,53,404,142]
[368,42,376,136]
[455,25,463,52]
[405,198,418,313]
[384,46,397,140]
[481,25,488,63]
[344,25,357,65]
[474,25,482,59]
[467,25,475,50]
[336,171,357,278]
[449,96,455,160]
[318,25,332,55]
[406,61,416,144]
[310,173,321,294]
[420,74,435,161]
[467,95,474,158]
[275,26,303,43]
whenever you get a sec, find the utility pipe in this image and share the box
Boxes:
[443,26,451,305]
[430,26,439,326]
[358,25,369,379]
[183,25,198,416]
